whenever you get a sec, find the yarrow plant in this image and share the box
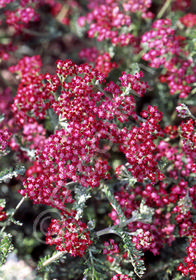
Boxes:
[0,0,196,279]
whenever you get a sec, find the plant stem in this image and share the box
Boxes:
[44,272,49,280]
[96,216,138,237]
[157,0,173,19]
[0,196,26,234]
[40,251,66,269]
[139,63,156,74]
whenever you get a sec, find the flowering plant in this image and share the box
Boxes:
[0,0,196,279]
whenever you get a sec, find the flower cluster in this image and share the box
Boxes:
[0,206,7,222]
[132,229,152,250]
[180,119,196,157]
[21,122,46,150]
[0,43,16,62]
[79,48,118,77]
[141,19,196,98]
[111,274,132,280]
[9,55,56,125]
[0,88,13,128]
[78,0,137,46]
[109,184,175,255]
[119,71,148,97]
[119,105,164,184]
[177,224,196,280]
[1,0,196,278]
[0,0,14,8]
[20,59,149,193]
[180,13,196,28]
[103,239,119,263]
[141,19,180,68]
[2,0,39,32]
[46,213,92,257]
[17,58,153,261]
[171,0,191,10]
[0,128,12,156]
[4,6,38,30]
[122,0,151,13]
[9,55,42,83]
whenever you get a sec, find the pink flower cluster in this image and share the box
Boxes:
[0,0,14,8]
[5,6,38,30]
[109,184,175,255]
[21,122,46,150]
[171,0,191,10]
[122,0,151,13]
[141,19,179,68]
[2,0,196,276]
[118,105,164,184]
[0,206,7,222]
[79,48,118,77]
[46,213,92,257]
[181,119,196,156]
[180,13,196,28]
[2,0,39,31]
[132,230,152,250]
[10,56,55,125]
[17,57,154,256]
[0,128,12,155]
[78,0,137,46]
[141,19,196,98]
[20,58,150,194]
[177,224,196,280]
[111,274,132,280]
[119,71,148,97]
[0,43,16,61]
[103,239,119,263]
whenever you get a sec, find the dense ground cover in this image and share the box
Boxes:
[0,0,196,279]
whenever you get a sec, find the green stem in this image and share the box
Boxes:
[138,63,156,75]
[0,196,26,234]
[96,216,139,237]
[44,272,49,280]
[157,0,173,19]
[39,251,66,269]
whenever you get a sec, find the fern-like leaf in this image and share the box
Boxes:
[102,184,127,223]
[0,233,14,266]
[0,165,25,183]
[118,231,146,279]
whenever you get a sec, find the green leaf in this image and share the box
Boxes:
[102,184,127,223]
[0,233,14,266]
[129,63,140,75]
[0,165,25,183]
[84,248,108,280]
[73,185,91,220]
[0,115,4,123]
[0,200,6,209]
[118,231,146,278]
